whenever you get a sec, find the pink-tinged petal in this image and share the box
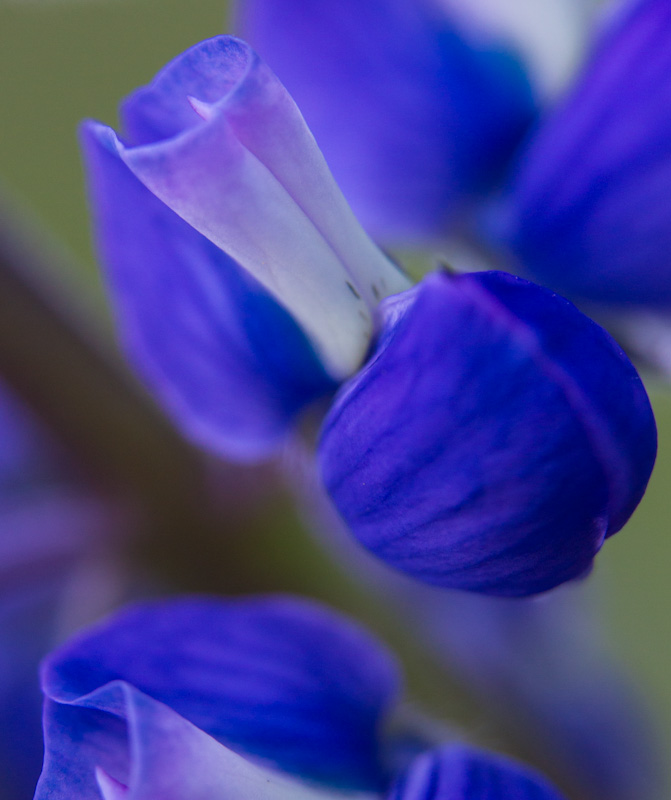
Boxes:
[38,681,355,800]
[114,36,408,378]
[82,121,335,461]
[41,595,401,791]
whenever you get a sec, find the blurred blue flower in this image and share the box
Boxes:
[82,36,656,597]
[35,594,566,800]
[498,0,671,308]
[236,0,537,245]
[239,0,671,331]
[0,385,119,800]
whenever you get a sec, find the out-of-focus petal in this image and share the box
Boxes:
[388,745,565,800]
[499,0,671,307]
[0,384,123,800]
[438,0,592,98]
[285,446,661,800]
[82,121,335,461]
[41,595,401,790]
[104,36,407,379]
[237,0,536,245]
[413,584,664,800]
[37,682,349,800]
[319,270,656,596]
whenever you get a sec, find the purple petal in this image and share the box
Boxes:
[499,0,671,307]
[38,681,344,800]
[388,745,565,800]
[106,36,407,378]
[82,121,335,461]
[41,595,401,790]
[319,270,656,596]
[238,0,536,244]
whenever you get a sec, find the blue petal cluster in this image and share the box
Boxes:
[81,35,656,598]
[320,270,655,595]
[35,596,567,800]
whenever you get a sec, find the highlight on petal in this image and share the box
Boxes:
[103,36,408,379]
[438,0,591,98]
[498,0,671,307]
[319,270,656,596]
[37,682,351,800]
[238,0,536,244]
[41,595,401,790]
[82,121,335,461]
[388,745,566,800]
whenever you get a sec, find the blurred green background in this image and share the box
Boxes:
[0,0,669,790]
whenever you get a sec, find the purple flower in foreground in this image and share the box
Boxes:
[35,595,566,799]
[82,36,656,596]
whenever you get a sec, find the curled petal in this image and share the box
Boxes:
[388,746,565,800]
[82,121,335,461]
[107,36,407,378]
[319,270,656,596]
[41,595,401,790]
[37,682,351,800]
[499,0,671,307]
[238,0,536,244]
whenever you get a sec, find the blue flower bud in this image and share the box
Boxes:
[319,270,656,596]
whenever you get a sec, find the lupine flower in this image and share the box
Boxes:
[35,594,566,800]
[0,385,118,799]
[82,36,656,596]
[239,0,671,334]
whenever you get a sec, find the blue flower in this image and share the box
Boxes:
[35,595,566,800]
[236,0,537,245]
[498,0,671,308]
[238,0,671,323]
[0,384,117,799]
[82,36,657,596]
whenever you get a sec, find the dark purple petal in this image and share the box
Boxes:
[82,121,335,461]
[41,595,401,790]
[37,682,337,800]
[499,0,671,307]
[388,745,565,800]
[238,0,536,243]
[319,270,656,596]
